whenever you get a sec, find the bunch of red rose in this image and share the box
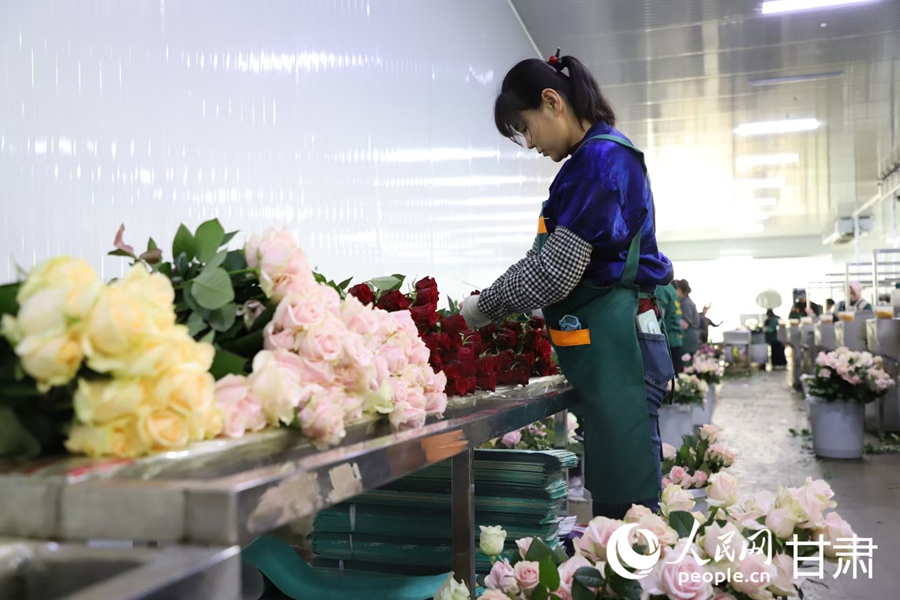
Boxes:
[348,277,557,397]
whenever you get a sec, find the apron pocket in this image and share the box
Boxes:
[637,332,674,392]
[549,328,591,347]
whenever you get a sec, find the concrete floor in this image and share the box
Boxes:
[715,368,900,600]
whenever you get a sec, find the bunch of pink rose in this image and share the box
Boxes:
[494,413,578,451]
[805,346,895,404]
[478,474,856,600]
[684,355,724,385]
[213,228,447,447]
[662,424,735,490]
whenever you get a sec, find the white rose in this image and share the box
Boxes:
[434,573,470,600]
[479,525,507,557]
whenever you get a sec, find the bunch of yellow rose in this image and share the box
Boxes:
[2,257,223,457]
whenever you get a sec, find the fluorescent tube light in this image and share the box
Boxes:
[737,154,800,167]
[762,0,877,15]
[735,119,821,136]
[749,72,844,86]
[735,178,786,189]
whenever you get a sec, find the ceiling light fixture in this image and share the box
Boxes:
[737,153,800,167]
[735,119,821,136]
[762,0,878,15]
[735,177,787,189]
[749,72,844,86]
[754,197,779,206]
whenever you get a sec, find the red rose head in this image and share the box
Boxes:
[446,377,469,397]
[537,338,552,360]
[529,316,546,330]
[376,290,410,312]
[479,323,498,337]
[348,283,375,305]
[425,331,450,351]
[415,276,438,292]
[504,321,524,336]
[496,329,518,349]
[442,363,461,380]
[476,373,498,392]
[410,304,439,329]
[441,314,468,341]
[415,286,440,306]
[499,349,515,371]
[454,347,474,363]
[466,377,478,394]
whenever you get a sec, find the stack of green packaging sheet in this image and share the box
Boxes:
[310,449,578,576]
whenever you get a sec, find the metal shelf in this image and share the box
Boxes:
[0,376,577,596]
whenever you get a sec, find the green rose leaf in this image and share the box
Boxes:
[172,224,196,263]
[531,585,549,600]
[525,538,555,563]
[370,276,402,291]
[572,581,595,600]
[194,219,225,263]
[220,231,239,247]
[192,268,235,310]
[313,272,327,284]
[669,511,696,539]
[107,248,135,258]
[338,277,353,291]
[220,329,264,357]
[203,250,228,273]
[148,237,158,251]
[222,250,247,272]
[0,283,21,316]
[209,348,248,380]
[209,302,237,332]
[199,330,215,344]
[186,312,207,336]
[0,407,42,459]
[552,544,569,566]
[139,248,163,264]
[539,555,560,594]
[573,567,604,589]
[608,572,642,600]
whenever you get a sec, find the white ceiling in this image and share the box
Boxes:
[510,0,900,257]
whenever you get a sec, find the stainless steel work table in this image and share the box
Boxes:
[0,375,578,597]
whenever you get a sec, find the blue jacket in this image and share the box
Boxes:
[541,122,673,290]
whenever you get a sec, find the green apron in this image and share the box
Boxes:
[538,134,660,505]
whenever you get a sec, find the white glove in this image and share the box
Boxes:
[460,294,492,329]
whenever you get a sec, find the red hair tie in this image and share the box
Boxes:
[548,47,563,71]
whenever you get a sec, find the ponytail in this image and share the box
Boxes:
[494,55,616,140]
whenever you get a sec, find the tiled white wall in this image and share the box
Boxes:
[0,0,558,300]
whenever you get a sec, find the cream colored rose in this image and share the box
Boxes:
[813,512,855,558]
[138,408,190,450]
[636,513,679,547]
[15,332,84,392]
[187,406,225,441]
[125,327,215,378]
[154,362,216,417]
[17,257,101,320]
[661,484,696,517]
[707,472,740,508]
[65,418,147,458]
[83,266,177,374]
[74,377,146,425]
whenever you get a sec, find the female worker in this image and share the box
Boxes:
[459,52,674,517]
[676,279,700,360]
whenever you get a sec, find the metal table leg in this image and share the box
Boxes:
[451,447,475,599]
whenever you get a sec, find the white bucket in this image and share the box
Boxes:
[660,404,695,447]
[689,488,709,517]
[692,387,715,427]
[807,396,866,459]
